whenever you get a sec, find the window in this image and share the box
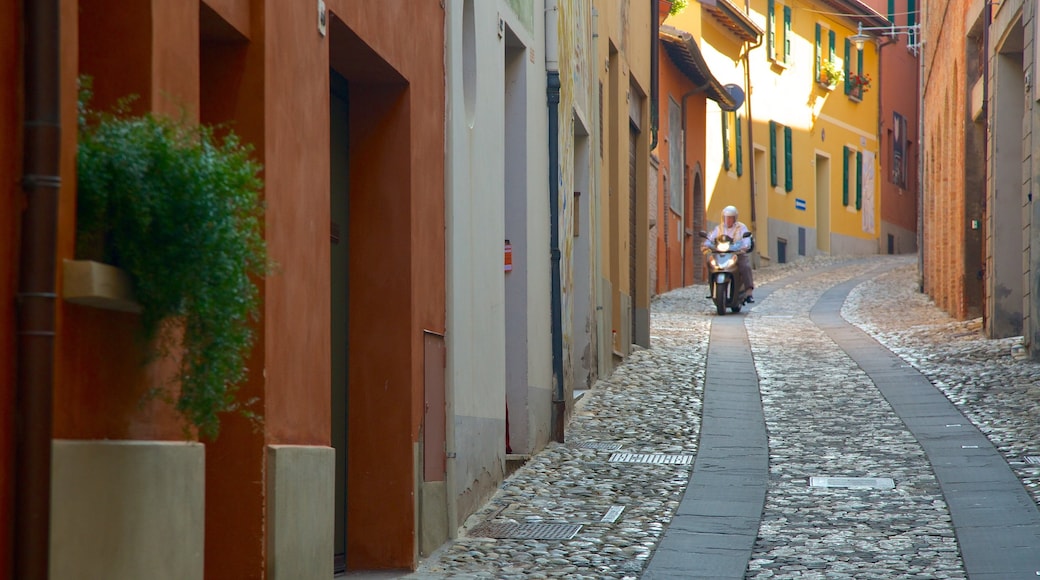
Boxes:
[722,111,742,176]
[769,121,791,190]
[767,0,791,65]
[888,0,896,24]
[891,111,908,188]
[844,37,864,100]
[842,146,862,209]
[907,0,917,48]
[815,24,838,86]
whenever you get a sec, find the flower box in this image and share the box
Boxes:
[63,259,142,313]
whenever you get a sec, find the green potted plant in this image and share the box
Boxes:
[75,77,268,438]
[818,59,844,90]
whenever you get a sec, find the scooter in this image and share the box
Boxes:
[699,230,753,315]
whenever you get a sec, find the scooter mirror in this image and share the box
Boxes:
[697,231,708,239]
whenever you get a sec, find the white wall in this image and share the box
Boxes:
[444,0,549,526]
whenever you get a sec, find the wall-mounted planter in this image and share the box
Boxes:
[63,259,142,313]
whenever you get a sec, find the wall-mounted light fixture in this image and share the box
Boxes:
[849,21,920,55]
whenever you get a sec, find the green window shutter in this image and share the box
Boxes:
[815,24,821,81]
[767,0,775,60]
[842,146,850,206]
[911,0,919,48]
[769,121,778,187]
[783,125,793,192]
[844,38,851,94]
[856,47,864,98]
[722,111,731,171]
[888,0,896,24]
[829,30,836,63]
[783,5,792,63]
[856,151,863,209]
[736,115,743,176]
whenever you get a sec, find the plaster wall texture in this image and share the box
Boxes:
[444,0,550,522]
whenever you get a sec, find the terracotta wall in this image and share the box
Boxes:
[56,0,193,441]
[655,45,708,293]
[0,3,19,574]
[198,1,266,575]
[323,1,446,568]
[657,52,689,294]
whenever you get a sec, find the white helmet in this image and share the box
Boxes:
[722,205,738,220]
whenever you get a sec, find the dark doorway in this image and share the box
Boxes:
[330,70,350,574]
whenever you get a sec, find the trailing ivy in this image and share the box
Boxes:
[77,78,267,438]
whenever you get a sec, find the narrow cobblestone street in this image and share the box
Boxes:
[397,256,1040,579]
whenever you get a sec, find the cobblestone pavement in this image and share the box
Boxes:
[400,255,1040,579]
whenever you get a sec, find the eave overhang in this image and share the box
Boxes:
[816,0,891,29]
[701,0,763,43]
[660,25,738,110]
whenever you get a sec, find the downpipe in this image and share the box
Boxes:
[15,0,61,577]
[546,1,565,442]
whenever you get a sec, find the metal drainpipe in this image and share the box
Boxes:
[546,1,565,443]
[651,0,659,150]
[15,0,61,577]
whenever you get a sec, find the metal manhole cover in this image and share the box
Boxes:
[577,442,623,451]
[608,453,694,465]
[809,476,895,489]
[469,522,582,540]
[1025,456,1040,465]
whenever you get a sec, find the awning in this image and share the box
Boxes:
[660,25,738,110]
[700,0,763,43]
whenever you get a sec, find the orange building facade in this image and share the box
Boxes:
[3,0,445,577]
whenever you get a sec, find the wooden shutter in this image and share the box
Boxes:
[815,24,821,81]
[769,121,778,187]
[783,5,792,63]
[722,111,731,171]
[767,0,775,60]
[736,115,743,177]
[829,30,836,64]
[783,125,793,192]
[842,146,850,206]
[888,0,896,23]
[844,38,851,94]
[855,150,863,210]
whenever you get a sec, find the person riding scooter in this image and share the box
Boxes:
[703,205,755,303]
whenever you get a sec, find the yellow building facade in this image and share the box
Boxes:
[701,0,889,263]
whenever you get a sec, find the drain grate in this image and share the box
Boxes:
[608,453,694,465]
[469,522,582,540]
[577,442,623,451]
[809,476,895,489]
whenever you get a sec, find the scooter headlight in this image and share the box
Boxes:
[716,241,731,252]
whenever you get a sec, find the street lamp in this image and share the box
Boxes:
[849,21,921,55]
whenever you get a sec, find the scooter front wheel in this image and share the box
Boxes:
[714,280,728,315]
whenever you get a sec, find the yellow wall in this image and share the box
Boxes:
[700,0,881,259]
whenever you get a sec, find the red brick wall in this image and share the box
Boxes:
[921,0,976,319]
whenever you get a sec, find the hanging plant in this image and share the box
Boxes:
[669,0,688,15]
[76,76,268,438]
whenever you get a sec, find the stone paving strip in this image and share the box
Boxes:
[745,259,965,579]
[404,255,1040,579]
